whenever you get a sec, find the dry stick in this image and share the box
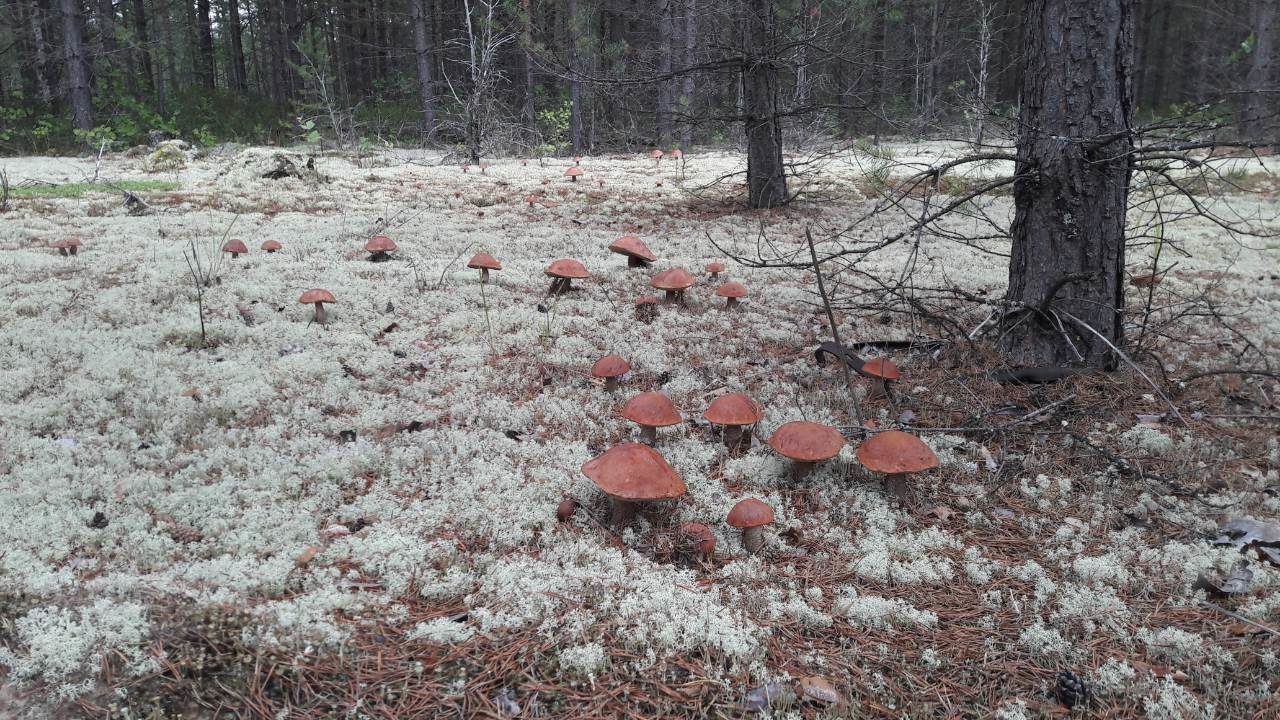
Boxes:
[1056,308,1186,425]
[1199,600,1280,637]
[806,225,864,428]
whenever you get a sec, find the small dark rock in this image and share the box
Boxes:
[89,511,109,529]
[338,429,357,443]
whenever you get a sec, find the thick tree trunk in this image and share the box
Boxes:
[742,0,786,208]
[411,0,437,133]
[195,0,214,88]
[680,0,696,148]
[61,0,94,132]
[96,0,118,74]
[227,0,248,92]
[1242,0,1276,141]
[27,0,55,105]
[1002,0,1133,369]
[130,0,155,95]
[568,0,583,152]
[282,0,303,98]
[521,0,537,137]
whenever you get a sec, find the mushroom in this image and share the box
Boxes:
[858,357,901,401]
[635,295,659,324]
[467,252,502,283]
[768,421,846,481]
[591,354,631,391]
[670,149,684,161]
[703,393,764,449]
[855,430,939,499]
[556,498,577,522]
[651,267,695,304]
[298,288,336,325]
[609,235,658,268]
[573,156,582,166]
[223,239,248,258]
[565,166,584,182]
[261,240,282,253]
[716,281,748,309]
[650,149,664,166]
[620,392,682,445]
[53,236,83,256]
[581,443,686,525]
[545,258,590,295]
[727,498,774,554]
[365,235,397,262]
[525,194,540,207]
[706,261,726,279]
[679,522,716,558]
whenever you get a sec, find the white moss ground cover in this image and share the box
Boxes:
[1,143,1278,717]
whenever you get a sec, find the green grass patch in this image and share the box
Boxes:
[9,179,177,199]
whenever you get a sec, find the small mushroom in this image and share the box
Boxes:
[564,166,584,182]
[556,498,577,522]
[651,267,695,304]
[467,252,502,283]
[581,443,686,525]
[727,498,774,554]
[706,261,726,279]
[298,288,336,325]
[669,149,684,162]
[704,393,764,449]
[635,295,659,323]
[223,239,248,259]
[545,258,589,295]
[365,235,397,262]
[650,149,664,166]
[53,236,83,256]
[261,240,282,253]
[855,430,939,499]
[716,281,748,309]
[679,522,716,558]
[858,357,901,401]
[768,421,845,481]
[620,392,682,445]
[609,235,658,268]
[591,354,631,391]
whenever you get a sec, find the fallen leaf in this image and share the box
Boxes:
[296,546,321,566]
[742,682,794,712]
[925,505,954,522]
[1194,561,1253,597]
[797,675,842,705]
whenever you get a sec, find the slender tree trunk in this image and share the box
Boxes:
[568,0,583,152]
[973,0,993,146]
[1003,0,1133,369]
[61,0,95,132]
[96,0,118,77]
[1242,0,1276,140]
[793,0,809,110]
[130,0,155,95]
[521,0,537,137]
[742,0,786,208]
[656,0,673,145]
[282,0,302,98]
[28,0,55,105]
[227,0,248,92]
[195,0,214,88]
[411,0,437,133]
[680,0,696,148]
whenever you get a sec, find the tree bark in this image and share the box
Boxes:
[680,0,696,148]
[411,0,437,133]
[656,0,674,145]
[130,0,155,95]
[27,0,55,105]
[227,0,248,92]
[195,0,214,88]
[1003,0,1133,369]
[521,0,537,137]
[96,0,118,75]
[61,0,94,131]
[568,0,583,152]
[742,0,786,208]
[1242,0,1276,141]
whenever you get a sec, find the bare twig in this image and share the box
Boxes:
[806,225,863,428]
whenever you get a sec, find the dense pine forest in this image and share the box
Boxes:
[0,0,1275,155]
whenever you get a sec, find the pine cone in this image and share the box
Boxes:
[1055,669,1091,709]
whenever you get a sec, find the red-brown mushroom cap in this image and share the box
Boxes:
[467,252,502,271]
[564,166,584,177]
[704,393,764,427]
[727,498,774,528]
[365,235,397,253]
[635,294,659,306]
[768,421,846,462]
[261,240,282,252]
[54,236,83,249]
[223,239,248,255]
[650,149,665,159]
[716,281,748,299]
[860,357,901,381]
[706,261,726,274]
[546,258,590,279]
[670,149,684,159]
[581,443,686,501]
[651,267,695,291]
[608,236,658,263]
[855,430,939,475]
[298,288,336,305]
[591,355,631,380]
[621,392,682,428]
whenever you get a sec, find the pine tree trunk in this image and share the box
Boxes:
[1242,0,1276,141]
[680,0,696,148]
[742,0,786,208]
[96,0,118,76]
[61,0,94,132]
[282,0,302,98]
[521,0,537,137]
[568,0,583,152]
[1002,0,1133,369]
[412,0,437,133]
[27,0,55,105]
[195,0,214,88]
[227,0,248,92]
[656,0,673,145]
[130,0,155,95]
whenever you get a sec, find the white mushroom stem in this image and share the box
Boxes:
[609,496,637,525]
[479,268,490,283]
[742,526,766,554]
[313,302,327,325]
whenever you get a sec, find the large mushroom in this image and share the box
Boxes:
[53,236,83,257]
[855,430,939,498]
[620,392,682,445]
[581,443,686,525]
[651,267,695,304]
[716,281,748,309]
[706,261,726,279]
[365,235,396,261]
[223,239,248,259]
[467,252,502,283]
[768,421,846,481]
[592,354,631,391]
[609,236,658,268]
[546,258,589,295]
[298,288,336,325]
[704,393,764,449]
[565,166,584,182]
[727,498,774,554]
